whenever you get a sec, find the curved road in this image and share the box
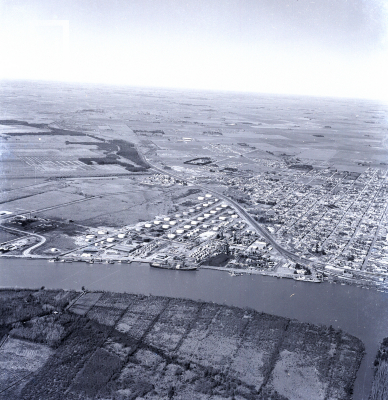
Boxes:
[136,145,309,266]
[0,225,46,257]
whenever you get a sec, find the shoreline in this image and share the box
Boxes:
[2,254,388,292]
[0,287,365,399]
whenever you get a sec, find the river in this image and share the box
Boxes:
[1,258,387,400]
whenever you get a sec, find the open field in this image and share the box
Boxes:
[2,82,388,279]
[0,81,387,398]
[0,289,364,399]
[0,338,53,399]
[2,82,387,178]
[0,176,199,255]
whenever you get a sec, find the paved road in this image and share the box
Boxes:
[0,224,46,257]
[362,200,388,270]
[138,150,309,266]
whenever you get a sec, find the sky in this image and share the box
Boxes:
[0,0,388,100]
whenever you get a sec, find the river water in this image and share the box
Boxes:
[1,258,387,400]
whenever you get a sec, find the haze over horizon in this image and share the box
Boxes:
[1,0,388,101]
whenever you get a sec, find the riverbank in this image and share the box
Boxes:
[3,252,388,293]
[0,258,386,400]
[0,288,364,399]
[369,338,388,400]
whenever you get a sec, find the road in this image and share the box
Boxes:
[0,142,308,265]
[0,224,46,257]
[362,200,388,270]
[137,149,309,266]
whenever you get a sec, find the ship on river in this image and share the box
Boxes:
[150,259,197,271]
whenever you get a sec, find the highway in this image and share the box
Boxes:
[137,148,310,267]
